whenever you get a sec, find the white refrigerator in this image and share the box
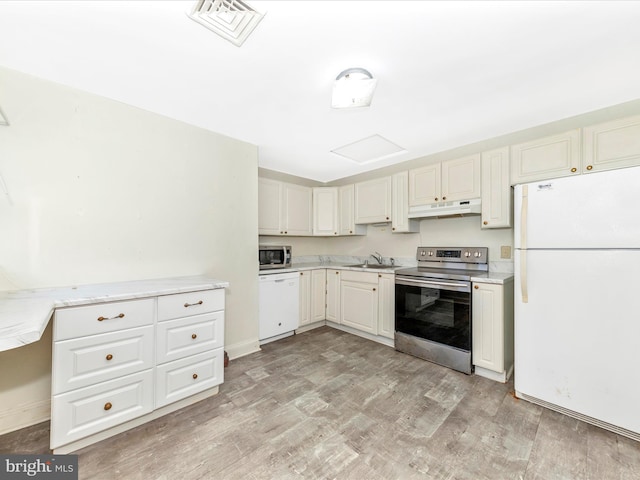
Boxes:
[514,166,640,440]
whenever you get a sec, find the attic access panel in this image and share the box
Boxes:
[187,0,265,47]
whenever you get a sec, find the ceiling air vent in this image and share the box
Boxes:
[187,0,265,47]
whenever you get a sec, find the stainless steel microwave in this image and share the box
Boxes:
[259,245,292,270]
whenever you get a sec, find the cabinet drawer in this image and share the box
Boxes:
[340,270,379,284]
[54,298,155,341]
[156,311,224,364]
[50,369,153,449]
[157,289,224,322]
[53,325,154,395]
[155,349,224,408]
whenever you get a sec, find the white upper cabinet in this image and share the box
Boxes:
[313,187,339,236]
[258,177,282,235]
[441,154,481,202]
[259,178,312,236]
[409,155,480,207]
[354,176,392,224]
[510,129,581,185]
[409,163,440,206]
[338,185,367,235]
[391,171,419,233]
[282,183,313,236]
[481,147,511,229]
[582,115,640,173]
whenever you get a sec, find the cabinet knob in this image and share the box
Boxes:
[335,271,339,275]
[192,373,198,380]
[278,322,281,326]
[300,272,303,276]
[106,354,113,361]
[474,285,479,289]
[386,217,389,220]
[334,232,337,235]
[280,231,283,234]
[392,227,396,231]
[284,231,288,234]
[349,230,353,234]
[586,165,593,171]
[442,196,447,201]
[483,221,488,225]
[434,197,438,201]
[571,167,577,173]
[378,274,381,278]
[191,333,197,340]
[373,288,376,291]
[104,402,112,411]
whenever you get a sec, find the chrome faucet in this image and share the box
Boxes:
[370,251,383,264]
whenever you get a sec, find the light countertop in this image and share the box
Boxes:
[0,275,229,352]
[260,262,514,284]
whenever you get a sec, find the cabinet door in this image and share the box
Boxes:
[354,177,392,224]
[409,163,440,206]
[341,280,378,334]
[313,187,339,236]
[282,183,312,236]
[377,273,394,339]
[325,270,341,323]
[582,115,640,173]
[391,171,419,233]
[510,129,581,185]
[311,269,327,322]
[258,177,282,235]
[472,282,504,373]
[442,154,481,202]
[299,271,311,326]
[339,185,366,235]
[481,147,511,229]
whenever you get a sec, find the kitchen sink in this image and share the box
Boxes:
[344,264,395,269]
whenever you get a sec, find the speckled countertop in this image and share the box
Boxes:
[0,275,229,352]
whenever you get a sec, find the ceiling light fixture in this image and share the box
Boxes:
[331,68,377,109]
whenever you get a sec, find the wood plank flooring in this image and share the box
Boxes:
[2,326,639,479]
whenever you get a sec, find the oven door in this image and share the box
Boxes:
[395,277,471,352]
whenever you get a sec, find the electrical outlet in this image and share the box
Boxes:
[500,245,511,259]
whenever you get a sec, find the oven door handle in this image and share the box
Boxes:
[395,277,470,293]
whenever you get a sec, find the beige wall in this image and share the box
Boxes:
[0,67,260,433]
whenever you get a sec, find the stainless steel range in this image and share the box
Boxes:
[394,246,488,374]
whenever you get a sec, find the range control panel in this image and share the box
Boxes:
[416,247,488,264]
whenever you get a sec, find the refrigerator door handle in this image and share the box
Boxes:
[521,185,529,303]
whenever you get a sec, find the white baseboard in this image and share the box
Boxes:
[474,365,509,383]
[0,398,51,436]
[295,320,326,334]
[325,322,394,348]
[225,338,261,360]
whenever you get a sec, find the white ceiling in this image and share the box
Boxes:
[1,1,640,182]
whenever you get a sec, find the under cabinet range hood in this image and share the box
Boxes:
[408,198,481,219]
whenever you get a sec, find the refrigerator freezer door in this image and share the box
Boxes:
[514,167,640,249]
[514,249,640,435]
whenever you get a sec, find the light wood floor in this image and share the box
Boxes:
[2,326,639,479]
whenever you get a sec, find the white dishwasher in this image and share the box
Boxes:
[259,271,300,344]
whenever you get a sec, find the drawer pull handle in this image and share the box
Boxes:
[184,301,203,308]
[191,333,197,340]
[106,354,113,361]
[192,373,198,380]
[97,313,125,322]
[104,402,112,411]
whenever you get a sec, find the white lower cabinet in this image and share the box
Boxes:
[51,287,225,452]
[340,271,379,335]
[299,269,326,327]
[377,273,395,339]
[325,269,341,323]
[472,280,514,383]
